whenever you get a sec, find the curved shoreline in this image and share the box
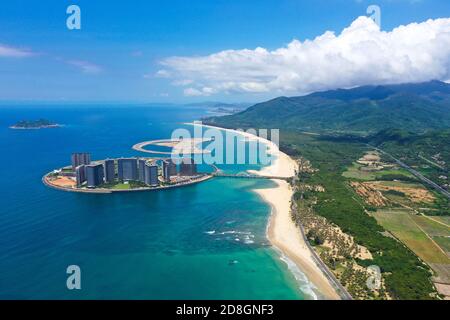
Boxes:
[132,138,212,155]
[191,122,341,300]
[255,181,340,300]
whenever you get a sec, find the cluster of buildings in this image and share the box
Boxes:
[71,153,197,189]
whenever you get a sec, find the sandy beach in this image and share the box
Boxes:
[246,136,341,299]
[254,181,340,300]
[190,122,340,300]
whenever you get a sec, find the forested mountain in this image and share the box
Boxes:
[205,80,450,134]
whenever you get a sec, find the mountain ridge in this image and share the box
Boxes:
[205,80,450,134]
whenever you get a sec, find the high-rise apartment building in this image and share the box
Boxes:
[144,162,159,186]
[162,159,177,182]
[71,153,91,170]
[104,159,115,183]
[118,158,138,181]
[75,165,86,187]
[138,159,147,183]
[86,163,104,188]
[179,158,197,176]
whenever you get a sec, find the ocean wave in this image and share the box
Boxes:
[219,230,251,235]
[279,253,319,300]
[243,235,255,244]
[205,229,256,245]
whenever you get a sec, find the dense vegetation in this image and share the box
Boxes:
[281,132,436,299]
[205,81,450,134]
[376,174,417,183]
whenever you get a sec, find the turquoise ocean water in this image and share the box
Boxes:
[0,105,313,299]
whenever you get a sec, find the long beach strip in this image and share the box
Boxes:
[190,122,341,299]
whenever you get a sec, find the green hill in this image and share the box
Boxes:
[205,80,450,134]
[370,128,450,165]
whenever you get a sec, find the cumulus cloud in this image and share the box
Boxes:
[158,16,450,96]
[0,44,34,58]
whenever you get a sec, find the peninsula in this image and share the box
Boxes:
[132,138,212,155]
[43,152,213,194]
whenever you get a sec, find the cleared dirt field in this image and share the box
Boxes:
[350,180,435,207]
[46,176,76,188]
[367,181,435,204]
[434,282,450,299]
[351,181,387,206]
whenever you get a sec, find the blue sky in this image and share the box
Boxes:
[0,0,449,103]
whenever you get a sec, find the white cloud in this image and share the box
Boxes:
[159,16,450,96]
[68,60,102,74]
[184,87,204,96]
[155,69,171,78]
[0,44,33,58]
[172,79,194,86]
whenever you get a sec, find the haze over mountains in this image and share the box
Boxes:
[206,80,450,135]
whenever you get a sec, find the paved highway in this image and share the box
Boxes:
[371,146,450,200]
[291,199,353,300]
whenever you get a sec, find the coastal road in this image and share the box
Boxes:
[291,200,353,300]
[371,146,450,200]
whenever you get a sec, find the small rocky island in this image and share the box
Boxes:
[10,119,61,129]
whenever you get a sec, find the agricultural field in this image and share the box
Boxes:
[343,163,415,181]
[343,163,378,180]
[410,215,450,256]
[372,210,449,264]
[372,209,450,298]
[434,237,450,255]
[434,216,450,225]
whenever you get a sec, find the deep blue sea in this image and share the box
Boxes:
[0,104,311,299]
